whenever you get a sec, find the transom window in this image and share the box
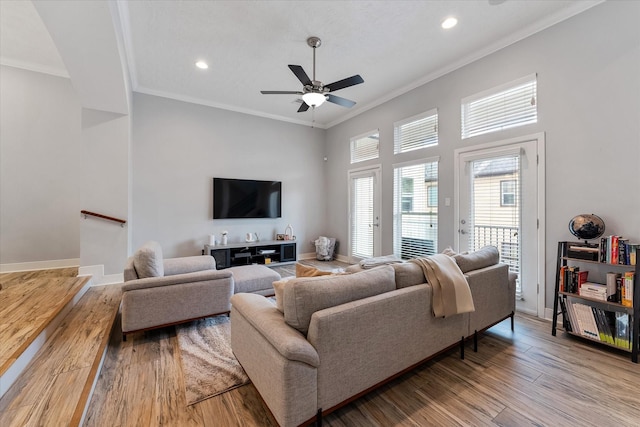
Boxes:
[461,74,537,139]
[350,130,379,164]
[394,109,438,154]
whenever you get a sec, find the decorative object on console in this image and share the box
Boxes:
[208,234,216,246]
[276,233,285,240]
[569,214,605,242]
[285,224,294,240]
[245,233,256,242]
[221,231,228,245]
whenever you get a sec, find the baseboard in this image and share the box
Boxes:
[299,252,350,264]
[78,265,123,285]
[0,258,80,273]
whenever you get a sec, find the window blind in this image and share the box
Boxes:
[394,109,438,154]
[468,155,522,299]
[351,175,374,258]
[461,74,537,139]
[350,131,379,164]
[393,159,438,260]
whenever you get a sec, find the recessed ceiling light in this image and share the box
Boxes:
[195,61,209,69]
[441,17,458,30]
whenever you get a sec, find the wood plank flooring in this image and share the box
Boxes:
[4,262,639,426]
[84,259,640,427]
[0,283,122,426]
[0,267,89,376]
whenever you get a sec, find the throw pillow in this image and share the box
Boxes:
[273,276,295,313]
[132,241,164,278]
[296,263,334,277]
[441,246,457,257]
[453,245,499,273]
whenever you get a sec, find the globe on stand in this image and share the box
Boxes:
[568,214,605,245]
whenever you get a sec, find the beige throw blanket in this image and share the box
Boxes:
[410,254,475,318]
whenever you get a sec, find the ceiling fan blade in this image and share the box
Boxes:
[297,102,310,113]
[324,75,364,92]
[261,90,303,95]
[288,65,312,86]
[326,94,356,108]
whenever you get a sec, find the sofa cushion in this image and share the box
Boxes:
[273,276,295,313]
[163,255,216,276]
[283,265,396,334]
[453,245,499,273]
[391,262,426,289]
[133,241,164,278]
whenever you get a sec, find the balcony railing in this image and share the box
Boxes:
[473,224,519,274]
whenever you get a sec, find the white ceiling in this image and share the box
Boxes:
[1,0,602,128]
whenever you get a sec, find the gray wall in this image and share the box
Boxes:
[132,93,327,258]
[325,1,640,310]
[79,108,130,276]
[0,65,82,264]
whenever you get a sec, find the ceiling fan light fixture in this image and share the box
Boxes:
[302,92,326,107]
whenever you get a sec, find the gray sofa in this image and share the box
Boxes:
[122,241,234,338]
[121,241,282,339]
[230,246,516,427]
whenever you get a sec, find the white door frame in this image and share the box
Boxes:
[347,164,382,263]
[454,132,546,318]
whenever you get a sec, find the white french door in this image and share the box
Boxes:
[348,166,381,262]
[456,136,544,316]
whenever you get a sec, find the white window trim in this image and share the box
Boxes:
[453,132,546,319]
[393,156,440,259]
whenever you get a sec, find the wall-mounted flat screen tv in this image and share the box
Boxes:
[213,178,281,219]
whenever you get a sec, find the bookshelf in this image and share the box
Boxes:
[552,241,639,363]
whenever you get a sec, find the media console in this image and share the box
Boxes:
[204,240,296,270]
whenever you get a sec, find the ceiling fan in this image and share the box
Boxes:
[260,36,364,113]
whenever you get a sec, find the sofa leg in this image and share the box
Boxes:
[511,311,515,331]
[122,333,126,342]
[460,336,465,360]
[316,408,323,426]
[473,330,478,352]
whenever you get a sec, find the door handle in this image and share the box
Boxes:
[369,223,380,228]
[459,229,467,234]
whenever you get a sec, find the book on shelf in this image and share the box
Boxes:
[606,272,619,301]
[621,271,635,308]
[562,267,588,294]
[615,312,631,350]
[579,282,608,300]
[559,266,566,292]
[564,300,632,350]
[598,236,637,265]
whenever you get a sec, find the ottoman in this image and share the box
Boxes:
[228,264,281,296]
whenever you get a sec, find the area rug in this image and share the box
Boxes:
[176,315,249,405]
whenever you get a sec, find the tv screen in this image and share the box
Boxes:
[213,178,281,219]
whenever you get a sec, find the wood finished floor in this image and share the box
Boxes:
[0,282,122,426]
[84,259,640,427]
[0,267,89,377]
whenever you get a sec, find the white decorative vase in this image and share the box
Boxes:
[221,235,228,245]
[208,234,216,246]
